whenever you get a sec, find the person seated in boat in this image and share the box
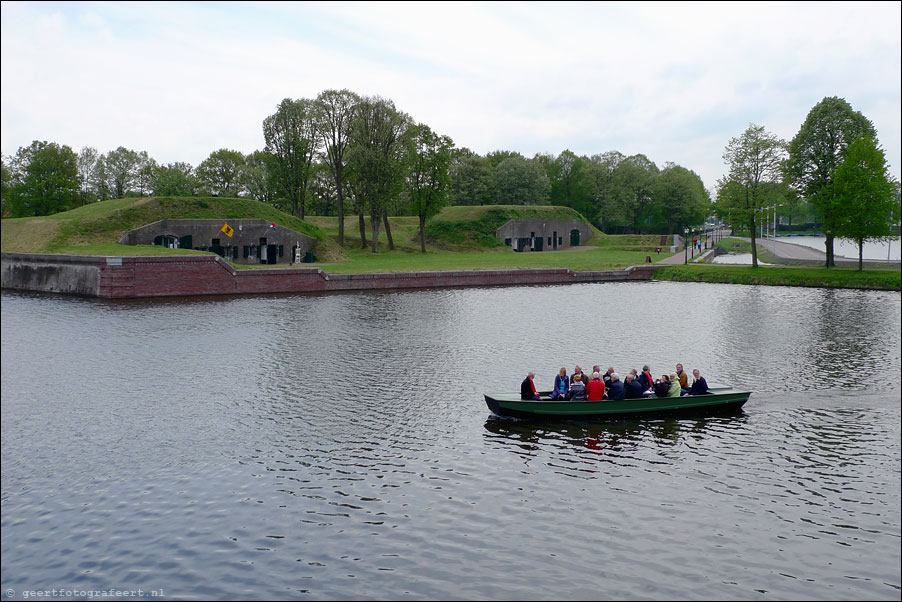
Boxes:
[570,373,588,400]
[639,365,654,391]
[686,369,709,396]
[521,371,541,400]
[624,372,645,399]
[551,367,570,400]
[602,366,615,388]
[653,374,671,398]
[571,365,589,386]
[586,371,605,401]
[667,372,682,397]
[606,373,626,400]
[676,363,689,394]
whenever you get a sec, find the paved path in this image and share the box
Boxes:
[655,233,900,268]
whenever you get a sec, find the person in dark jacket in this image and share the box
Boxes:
[521,371,540,400]
[687,369,709,396]
[653,374,671,398]
[606,373,626,400]
[624,373,645,399]
[570,374,587,400]
[639,365,654,390]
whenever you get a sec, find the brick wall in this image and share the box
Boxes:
[2,253,661,299]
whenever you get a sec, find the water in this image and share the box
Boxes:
[2,283,900,601]
[710,253,771,265]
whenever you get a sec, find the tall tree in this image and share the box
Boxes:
[547,150,595,219]
[449,151,492,205]
[785,96,877,267]
[153,162,196,197]
[7,141,80,216]
[313,89,359,246]
[103,147,142,199]
[492,156,550,205]
[833,136,898,270]
[76,146,99,205]
[263,98,319,218]
[654,164,710,235]
[243,151,277,204]
[609,154,658,233]
[406,123,454,252]
[196,149,246,197]
[346,96,410,252]
[721,124,787,267]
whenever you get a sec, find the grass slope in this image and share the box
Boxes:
[0,197,344,259]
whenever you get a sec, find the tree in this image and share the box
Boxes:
[263,98,319,218]
[492,156,550,205]
[654,164,710,235]
[196,149,246,197]
[608,154,658,233]
[785,97,877,267]
[243,151,277,204]
[547,150,595,220]
[720,124,787,267]
[7,141,80,216]
[153,162,197,197]
[449,151,493,205]
[833,136,898,270]
[77,147,99,204]
[313,89,359,246]
[346,96,410,252]
[103,147,142,199]
[407,123,454,252]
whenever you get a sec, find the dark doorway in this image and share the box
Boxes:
[179,235,193,250]
[552,231,558,250]
[534,236,544,251]
[570,229,581,247]
[267,244,278,265]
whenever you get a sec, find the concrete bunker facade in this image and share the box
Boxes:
[495,219,592,252]
[119,219,316,265]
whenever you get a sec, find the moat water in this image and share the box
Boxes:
[2,282,900,600]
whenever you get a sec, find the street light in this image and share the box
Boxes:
[684,227,689,264]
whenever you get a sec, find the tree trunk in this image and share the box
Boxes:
[749,216,758,268]
[825,233,835,268]
[370,212,381,253]
[419,214,427,253]
[336,175,345,247]
[383,211,394,251]
[858,239,864,271]
[358,209,367,249]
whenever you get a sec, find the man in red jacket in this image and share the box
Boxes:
[586,371,606,401]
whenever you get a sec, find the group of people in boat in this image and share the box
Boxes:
[520,363,709,401]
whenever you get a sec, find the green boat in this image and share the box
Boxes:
[484,383,751,420]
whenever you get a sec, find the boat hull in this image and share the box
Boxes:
[484,386,751,420]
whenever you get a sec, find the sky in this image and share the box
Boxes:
[2,1,900,192]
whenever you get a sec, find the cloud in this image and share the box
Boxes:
[2,1,899,190]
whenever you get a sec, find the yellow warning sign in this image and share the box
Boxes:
[221,223,234,238]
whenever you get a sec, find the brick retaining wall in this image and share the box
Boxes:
[2,253,660,299]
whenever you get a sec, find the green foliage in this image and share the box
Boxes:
[7,140,80,217]
[833,136,898,268]
[196,149,246,197]
[263,98,319,218]
[492,156,550,205]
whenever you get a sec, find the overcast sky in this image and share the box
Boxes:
[2,1,900,191]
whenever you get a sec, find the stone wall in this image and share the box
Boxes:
[495,219,593,251]
[2,253,660,299]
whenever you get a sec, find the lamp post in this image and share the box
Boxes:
[684,227,689,264]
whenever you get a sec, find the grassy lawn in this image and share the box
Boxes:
[655,264,901,290]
